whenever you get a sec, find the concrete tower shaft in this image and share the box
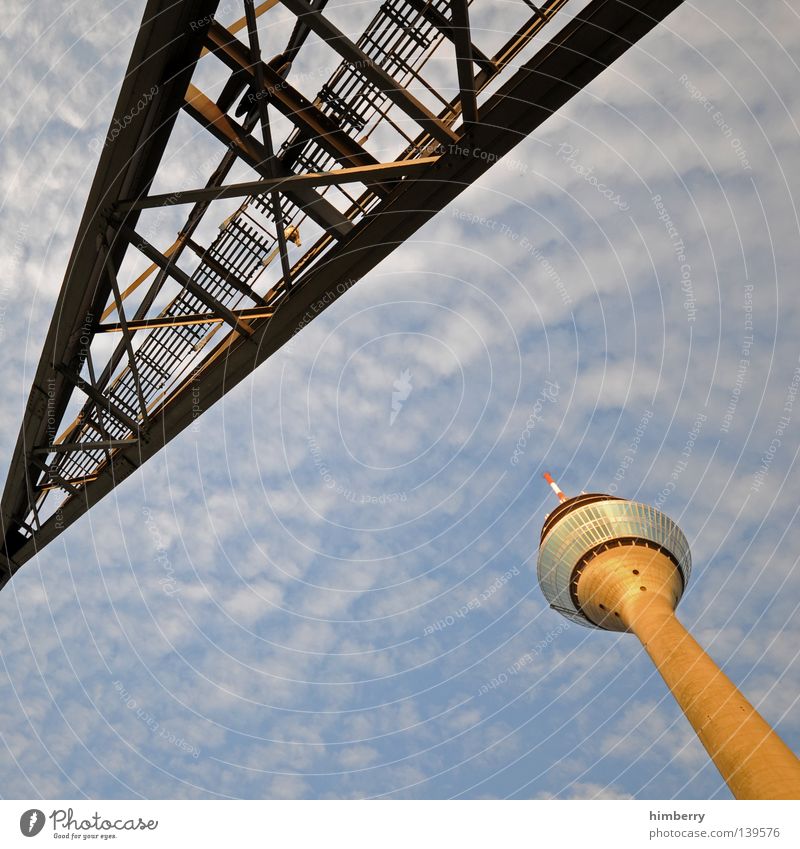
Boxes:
[576,545,800,798]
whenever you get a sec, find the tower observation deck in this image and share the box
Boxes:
[537,475,800,799]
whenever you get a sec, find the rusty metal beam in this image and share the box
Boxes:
[280,0,459,144]
[206,19,380,171]
[33,439,139,455]
[118,224,256,336]
[117,158,438,211]
[0,0,688,581]
[183,237,269,307]
[97,306,275,334]
[57,366,142,436]
[0,0,220,564]
[182,83,354,238]
[405,0,494,77]
[450,0,478,124]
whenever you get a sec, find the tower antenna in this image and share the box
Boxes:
[543,472,567,503]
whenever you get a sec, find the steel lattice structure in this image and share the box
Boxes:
[0,0,685,586]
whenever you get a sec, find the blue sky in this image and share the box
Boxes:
[0,0,799,799]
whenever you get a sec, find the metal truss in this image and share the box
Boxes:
[0,0,685,586]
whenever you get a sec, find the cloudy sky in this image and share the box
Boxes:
[0,0,799,800]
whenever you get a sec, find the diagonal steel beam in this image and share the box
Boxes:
[58,105,279,464]
[183,237,269,307]
[34,439,139,455]
[0,0,687,581]
[100,237,150,425]
[243,0,293,287]
[182,84,354,237]
[116,158,439,211]
[405,0,495,77]
[96,306,275,334]
[118,224,256,336]
[0,0,221,565]
[282,0,329,62]
[29,456,81,498]
[450,0,478,124]
[205,19,381,172]
[280,0,459,144]
[57,366,143,436]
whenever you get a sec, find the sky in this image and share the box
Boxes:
[0,0,799,800]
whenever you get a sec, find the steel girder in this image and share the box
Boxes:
[0,0,685,586]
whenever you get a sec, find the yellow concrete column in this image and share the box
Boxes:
[631,601,800,799]
[577,546,800,799]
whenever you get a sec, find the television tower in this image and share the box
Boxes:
[537,473,800,799]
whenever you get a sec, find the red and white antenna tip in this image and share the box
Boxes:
[543,471,568,503]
